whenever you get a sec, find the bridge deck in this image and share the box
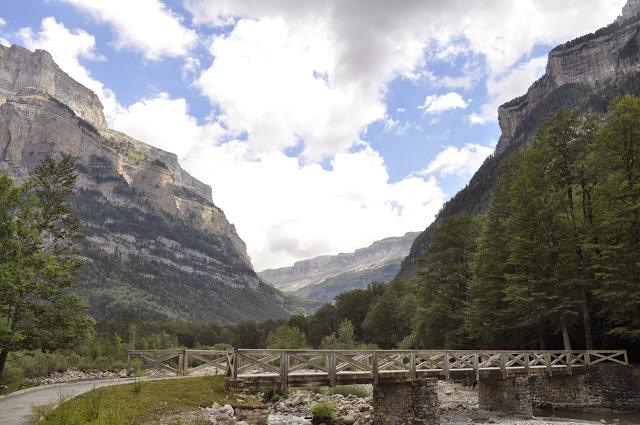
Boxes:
[127,349,628,389]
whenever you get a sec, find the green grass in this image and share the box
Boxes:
[310,402,336,419]
[33,376,228,425]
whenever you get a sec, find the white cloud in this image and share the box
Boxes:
[419,92,470,114]
[469,55,548,124]
[195,17,385,161]
[0,17,7,27]
[423,143,493,177]
[187,0,625,140]
[59,0,197,60]
[16,17,121,119]
[184,143,446,270]
[109,93,224,159]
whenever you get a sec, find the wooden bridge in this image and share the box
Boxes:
[127,349,628,389]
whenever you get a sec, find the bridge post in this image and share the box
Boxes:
[478,376,532,418]
[372,378,439,425]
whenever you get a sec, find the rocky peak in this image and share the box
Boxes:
[620,0,640,22]
[0,44,106,130]
[496,10,640,154]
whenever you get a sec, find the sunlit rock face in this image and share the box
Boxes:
[398,1,640,281]
[0,44,297,323]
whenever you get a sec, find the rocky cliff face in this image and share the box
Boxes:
[259,232,419,301]
[397,1,640,281]
[0,44,296,322]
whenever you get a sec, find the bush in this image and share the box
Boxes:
[311,402,336,419]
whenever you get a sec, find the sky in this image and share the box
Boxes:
[0,0,626,270]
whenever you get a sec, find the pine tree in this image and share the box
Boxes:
[412,215,480,349]
[466,173,520,348]
[591,95,640,341]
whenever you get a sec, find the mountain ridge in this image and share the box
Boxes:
[259,231,419,301]
[0,44,309,322]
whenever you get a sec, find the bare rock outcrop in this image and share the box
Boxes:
[0,45,293,322]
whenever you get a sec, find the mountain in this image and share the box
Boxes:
[259,232,419,302]
[395,0,640,283]
[0,44,308,323]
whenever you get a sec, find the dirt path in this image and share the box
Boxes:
[0,376,180,425]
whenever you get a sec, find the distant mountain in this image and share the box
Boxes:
[395,0,640,283]
[259,232,419,302]
[0,44,312,323]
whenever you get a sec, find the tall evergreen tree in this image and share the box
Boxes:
[0,156,93,377]
[412,215,480,349]
[592,95,640,341]
[466,174,520,348]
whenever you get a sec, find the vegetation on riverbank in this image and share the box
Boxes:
[32,376,227,425]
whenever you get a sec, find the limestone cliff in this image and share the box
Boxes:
[397,1,640,281]
[0,44,296,322]
[259,232,419,302]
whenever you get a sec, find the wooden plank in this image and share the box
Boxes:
[444,352,450,380]
[372,352,379,386]
[410,352,416,380]
[329,353,336,387]
[473,353,479,382]
[281,353,289,390]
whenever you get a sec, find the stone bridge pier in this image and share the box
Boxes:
[478,376,533,418]
[373,378,439,425]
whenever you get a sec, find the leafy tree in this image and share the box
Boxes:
[266,325,307,349]
[334,282,385,341]
[231,321,263,348]
[466,176,519,348]
[591,95,640,341]
[320,319,356,349]
[305,304,338,347]
[362,286,416,348]
[412,215,480,348]
[533,109,599,349]
[0,156,93,378]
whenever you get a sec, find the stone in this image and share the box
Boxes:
[341,415,355,425]
[478,376,532,418]
[373,379,439,425]
[529,364,640,410]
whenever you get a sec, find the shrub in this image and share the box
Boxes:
[311,402,336,419]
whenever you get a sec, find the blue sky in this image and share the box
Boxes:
[0,0,626,269]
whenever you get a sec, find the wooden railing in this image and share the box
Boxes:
[127,349,628,389]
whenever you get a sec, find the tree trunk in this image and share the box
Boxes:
[581,287,594,350]
[561,317,573,351]
[0,349,9,379]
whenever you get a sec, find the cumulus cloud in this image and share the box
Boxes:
[16,17,121,119]
[195,17,384,161]
[109,93,224,159]
[0,17,7,27]
[423,143,494,177]
[183,143,446,269]
[187,0,624,137]
[419,92,470,114]
[58,0,197,60]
